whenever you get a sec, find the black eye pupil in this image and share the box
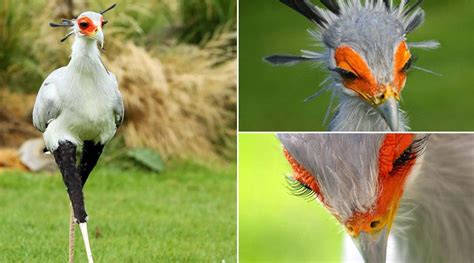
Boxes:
[79,22,88,28]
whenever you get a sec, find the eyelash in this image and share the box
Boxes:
[334,68,358,80]
[401,55,417,72]
[392,136,428,172]
[286,176,317,201]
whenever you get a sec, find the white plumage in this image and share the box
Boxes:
[33,17,123,152]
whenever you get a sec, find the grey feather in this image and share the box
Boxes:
[33,68,65,132]
[404,11,424,33]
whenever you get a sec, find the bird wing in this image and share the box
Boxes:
[110,73,124,128]
[32,68,65,132]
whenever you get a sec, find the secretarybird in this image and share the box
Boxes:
[278,133,474,262]
[32,3,123,262]
[265,0,439,131]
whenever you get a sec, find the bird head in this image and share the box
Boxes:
[265,0,439,131]
[49,3,117,48]
[278,133,428,262]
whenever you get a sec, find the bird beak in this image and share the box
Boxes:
[93,28,105,49]
[351,226,389,263]
[373,85,400,131]
[376,97,399,131]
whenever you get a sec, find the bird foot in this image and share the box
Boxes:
[79,222,94,263]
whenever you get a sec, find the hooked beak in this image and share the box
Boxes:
[376,97,399,131]
[372,85,400,131]
[92,28,104,49]
[351,226,389,263]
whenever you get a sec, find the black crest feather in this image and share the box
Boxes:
[264,55,313,66]
[280,0,327,26]
[404,0,423,16]
[320,0,340,15]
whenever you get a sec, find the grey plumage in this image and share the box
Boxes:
[265,0,439,131]
[278,134,474,262]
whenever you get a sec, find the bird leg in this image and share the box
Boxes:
[78,141,104,187]
[53,141,93,262]
[69,204,75,263]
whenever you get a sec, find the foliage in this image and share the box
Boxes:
[0,0,43,91]
[175,0,237,45]
[126,148,165,172]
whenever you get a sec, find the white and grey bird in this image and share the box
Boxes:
[265,0,439,131]
[32,3,123,262]
[278,133,474,262]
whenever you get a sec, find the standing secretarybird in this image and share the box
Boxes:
[265,0,439,131]
[278,133,474,262]
[32,3,123,262]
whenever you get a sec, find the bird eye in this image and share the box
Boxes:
[79,22,89,29]
[334,68,358,81]
[401,55,417,72]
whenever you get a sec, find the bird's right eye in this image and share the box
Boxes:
[79,22,89,29]
[334,68,358,81]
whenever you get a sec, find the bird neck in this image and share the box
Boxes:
[68,36,103,74]
[328,93,408,131]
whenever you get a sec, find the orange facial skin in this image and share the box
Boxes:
[345,134,416,237]
[77,16,99,36]
[334,42,411,105]
[283,134,417,237]
[284,149,326,205]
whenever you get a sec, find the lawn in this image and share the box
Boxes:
[239,134,343,263]
[239,0,474,131]
[0,162,236,262]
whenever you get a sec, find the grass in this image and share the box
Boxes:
[239,0,474,131]
[0,162,236,262]
[239,134,343,263]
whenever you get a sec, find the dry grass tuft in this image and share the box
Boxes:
[105,34,236,159]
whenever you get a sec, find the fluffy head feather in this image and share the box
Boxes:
[265,0,439,131]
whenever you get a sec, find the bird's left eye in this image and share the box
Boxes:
[392,137,427,172]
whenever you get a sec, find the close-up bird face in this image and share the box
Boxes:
[278,133,427,261]
[326,9,411,113]
[74,12,107,46]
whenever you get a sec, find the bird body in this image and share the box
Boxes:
[32,4,121,262]
[279,134,474,262]
[34,28,123,151]
[266,0,438,131]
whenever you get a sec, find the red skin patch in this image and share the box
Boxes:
[393,41,411,92]
[77,16,98,36]
[283,134,416,236]
[334,42,411,102]
[335,46,378,97]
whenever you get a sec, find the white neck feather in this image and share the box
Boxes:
[328,93,408,131]
[68,36,103,74]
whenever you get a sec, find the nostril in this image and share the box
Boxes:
[370,220,381,228]
[347,226,354,232]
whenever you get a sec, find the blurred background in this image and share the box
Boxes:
[239,0,474,131]
[0,0,236,261]
[239,134,343,262]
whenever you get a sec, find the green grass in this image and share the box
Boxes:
[0,162,236,262]
[239,134,343,263]
[239,0,474,131]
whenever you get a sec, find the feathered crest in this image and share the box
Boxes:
[48,3,117,43]
[266,0,431,66]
